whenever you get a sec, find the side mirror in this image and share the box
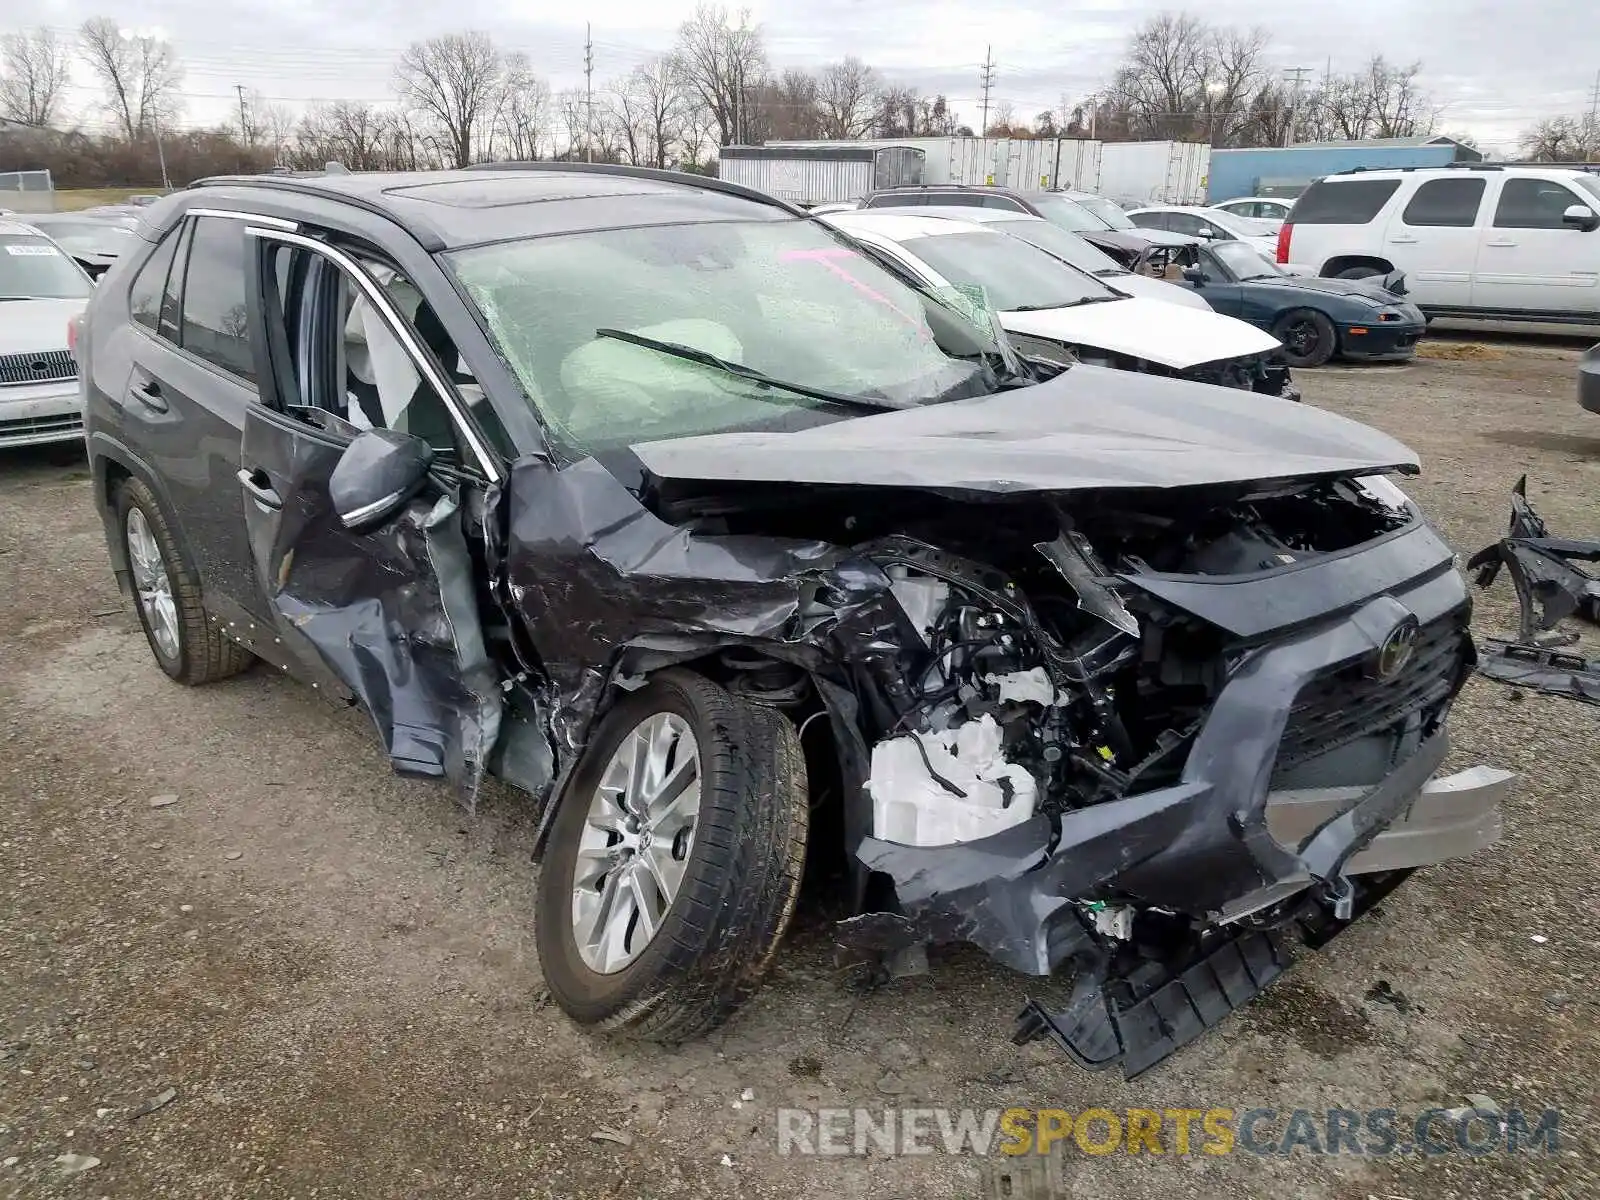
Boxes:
[1182,265,1210,284]
[1562,204,1599,232]
[328,428,434,530]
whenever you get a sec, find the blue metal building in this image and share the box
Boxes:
[1206,136,1483,202]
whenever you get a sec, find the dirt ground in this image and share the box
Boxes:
[3,336,1597,1199]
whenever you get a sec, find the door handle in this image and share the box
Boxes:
[1388,235,1418,244]
[236,468,283,511]
[1485,240,1517,248]
[131,376,168,413]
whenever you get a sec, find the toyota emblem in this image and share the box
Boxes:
[1375,617,1420,679]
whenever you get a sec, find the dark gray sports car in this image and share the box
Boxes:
[1182,240,1426,368]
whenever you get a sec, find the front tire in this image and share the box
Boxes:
[1272,308,1338,368]
[536,669,808,1043]
[115,477,254,685]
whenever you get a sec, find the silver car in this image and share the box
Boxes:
[0,219,94,448]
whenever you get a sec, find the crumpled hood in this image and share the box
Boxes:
[0,298,86,353]
[631,364,1419,494]
[1002,297,1280,368]
[1257,274,1403,303]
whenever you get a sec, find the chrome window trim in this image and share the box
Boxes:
[245,225,502,482]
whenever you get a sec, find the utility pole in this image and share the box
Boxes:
[979,46,995,136]
[235,83,249,146]
[1589,68,1599,122]
[584,23,594,163]
[1282,66,1314,147]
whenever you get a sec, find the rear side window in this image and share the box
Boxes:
[979,194,1027,211]
[178,217,256,382]
[869,192,923,207]
[1289,179,1403,224]
[128,228,180,331]
[1494,178,1587,229]
[1401,178,1486,227]
[928,192,985,208]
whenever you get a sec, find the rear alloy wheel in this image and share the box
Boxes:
[536,669,808,1043]
[1272,308,1338,368]
[115,477,254,685]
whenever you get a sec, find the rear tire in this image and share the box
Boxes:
[1272,308,1338,368]
[1336,266,1382,281]
[115,477,254,685]
[536,668,808,1043]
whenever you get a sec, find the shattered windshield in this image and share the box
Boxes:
[897,230,1119,311]
[446,218,1001,454]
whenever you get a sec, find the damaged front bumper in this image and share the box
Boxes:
[839,525,1513,1075]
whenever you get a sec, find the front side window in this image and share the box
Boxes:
[898,230,1115,311]
[178,217,255,382]
[0,232,93,300]
[1128,211,1169,232]
[1401,178,1486,227]
[1494,178,1587,229]
[446,218,1001,455]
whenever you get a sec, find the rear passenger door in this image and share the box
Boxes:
[1472,177,1600,316]
[119,211,277,630]
[1381,176,1487,307]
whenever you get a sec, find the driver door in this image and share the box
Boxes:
[1190,248,1245,318]
[235,225,507,788]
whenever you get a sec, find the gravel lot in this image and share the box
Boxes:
[3,339,1597,1199]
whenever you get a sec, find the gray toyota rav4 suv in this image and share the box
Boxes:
[79,164,1512,1076]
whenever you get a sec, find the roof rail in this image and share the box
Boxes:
[1331,163,1505,176]
[464,160,808,216]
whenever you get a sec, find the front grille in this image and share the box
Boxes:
[0,349,75,387]
[0,411,83,441]
[1277,610,1470,771]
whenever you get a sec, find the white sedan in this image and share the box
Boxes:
[1126,205,1282,257]
[0,219,95,449]
[821,211,1295,398]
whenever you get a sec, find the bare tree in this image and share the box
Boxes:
[815,57,878,139]
[672,4,766,146]
[1312,57,1435,141]
[1102,14,1268,145]
[0,30,72,128]
[1520,114,1600,162]
[762,68,820,141]
[555,88,588,159]
[293,101,401,171]
[78,17,183,142]
[490,53,550,161]
[634,57,687,168]
[395,31,504,168]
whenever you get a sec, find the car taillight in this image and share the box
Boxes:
[67,314,82,360]
[1276,222,1292,264]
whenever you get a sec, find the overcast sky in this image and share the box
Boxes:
[27,0,1600,153]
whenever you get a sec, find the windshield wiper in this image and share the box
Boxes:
[1009,296,1125,312]
[593,329,898,413]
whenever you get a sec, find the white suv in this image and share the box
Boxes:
[1276,166,1600,323]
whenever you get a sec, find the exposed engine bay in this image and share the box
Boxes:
[838,477,1417,847]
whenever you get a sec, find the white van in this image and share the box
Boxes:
[1276,166,1600,323]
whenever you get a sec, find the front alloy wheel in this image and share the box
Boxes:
[536,669,808,1044]
[572,713,701,974]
